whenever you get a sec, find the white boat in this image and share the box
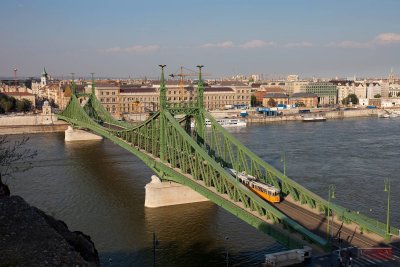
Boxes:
[302,114,326,122]
[191,118,247,128]
[379,113,390,118]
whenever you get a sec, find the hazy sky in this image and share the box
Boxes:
[1,0,400,79]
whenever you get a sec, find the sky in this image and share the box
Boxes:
[1,0,400,79]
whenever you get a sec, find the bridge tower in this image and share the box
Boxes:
[159,65,167,162]
[195,65,205,141]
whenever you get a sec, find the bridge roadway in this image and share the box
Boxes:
[105,122,399,253]
[274,198,380,248]
[274,197,400,265]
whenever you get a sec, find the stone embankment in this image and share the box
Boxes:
[247,108,382,124]
[0,195,100,266]
[0,114,68,135]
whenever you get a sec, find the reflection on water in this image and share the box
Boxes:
[8,117,400,266]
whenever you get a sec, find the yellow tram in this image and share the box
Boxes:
[227,168,281,203]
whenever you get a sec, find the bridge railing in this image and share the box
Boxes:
[59,100,327,249]
[202,110,399,240]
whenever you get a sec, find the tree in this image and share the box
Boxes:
[250,95,257,107]
[267,98,277,107]
[0,97,14,113]
[15,100,25,112]
[374,94,381,98]
[0,136,37,196]
[342,94,359,105]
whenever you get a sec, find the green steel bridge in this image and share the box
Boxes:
[57,66,398,252]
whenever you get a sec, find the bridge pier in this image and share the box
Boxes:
[65,126,103,142]
[145,175,208,208]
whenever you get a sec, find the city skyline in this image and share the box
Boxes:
[1,0,400,78]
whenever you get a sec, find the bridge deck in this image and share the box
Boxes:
[275,196,400,262]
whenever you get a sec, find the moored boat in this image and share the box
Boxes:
[302,114,326,122]
[191,118,247,128]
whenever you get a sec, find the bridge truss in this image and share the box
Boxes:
[57,66,398,251]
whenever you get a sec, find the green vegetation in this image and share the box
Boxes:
[267,98,277,107]
[0,136,37,196]
[0,93,32,113]
[250,95,257,107]
[342,93,359,105]
[374,94,381,98]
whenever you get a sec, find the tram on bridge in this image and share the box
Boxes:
[226,168,281,203]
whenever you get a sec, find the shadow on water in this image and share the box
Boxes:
[100,241,287,267]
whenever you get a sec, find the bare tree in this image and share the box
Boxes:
[0,136,37,196]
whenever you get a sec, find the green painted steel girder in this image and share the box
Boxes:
[57,77,399,250]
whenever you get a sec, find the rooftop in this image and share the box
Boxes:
[264,93,288,98]
[291,92,318,98]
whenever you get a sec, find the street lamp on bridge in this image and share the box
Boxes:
[384,178,391,241]
[326,184,335,241]
[281,151,286,177]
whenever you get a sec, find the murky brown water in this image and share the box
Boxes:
[8,117,400,266]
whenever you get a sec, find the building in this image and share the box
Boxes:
[253,87,285,106]
[262,93,288,107]
[284,81,308,96]
[365,82,381,99]
[298,81,337,105]
[381,98,400,107]
[2,91,36,107]
[289,92,318,108]
[388,83,400,97]
[286,75,299,82]
[330,80,355,103]
[94,80,251,117]
[41,67,48,87]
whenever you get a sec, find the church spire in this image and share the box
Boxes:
[41,67,48,77]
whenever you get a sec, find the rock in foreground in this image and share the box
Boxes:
[0,195,99,266]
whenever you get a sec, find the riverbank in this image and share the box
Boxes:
[247,108,382,124]
[0,113,68,135]
[0,124,69,135]
[0,194,100,266]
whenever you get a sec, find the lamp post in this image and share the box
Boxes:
[281,151,286,177]
[384,178,391,241]
[327,185,335,241]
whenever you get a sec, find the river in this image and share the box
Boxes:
[7,117,400,266]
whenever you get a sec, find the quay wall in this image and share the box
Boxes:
[247,108,380,124]
[0,114,68,135]
[0,124,68,135]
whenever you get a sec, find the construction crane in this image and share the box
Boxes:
[169,66,211,102]
[169,66,194,102]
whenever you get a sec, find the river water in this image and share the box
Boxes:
[7,117,400,266]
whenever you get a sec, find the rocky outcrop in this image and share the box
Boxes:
[0,195,99,266]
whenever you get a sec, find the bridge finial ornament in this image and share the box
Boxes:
[159,65,167,109]
[196,65,204,109]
